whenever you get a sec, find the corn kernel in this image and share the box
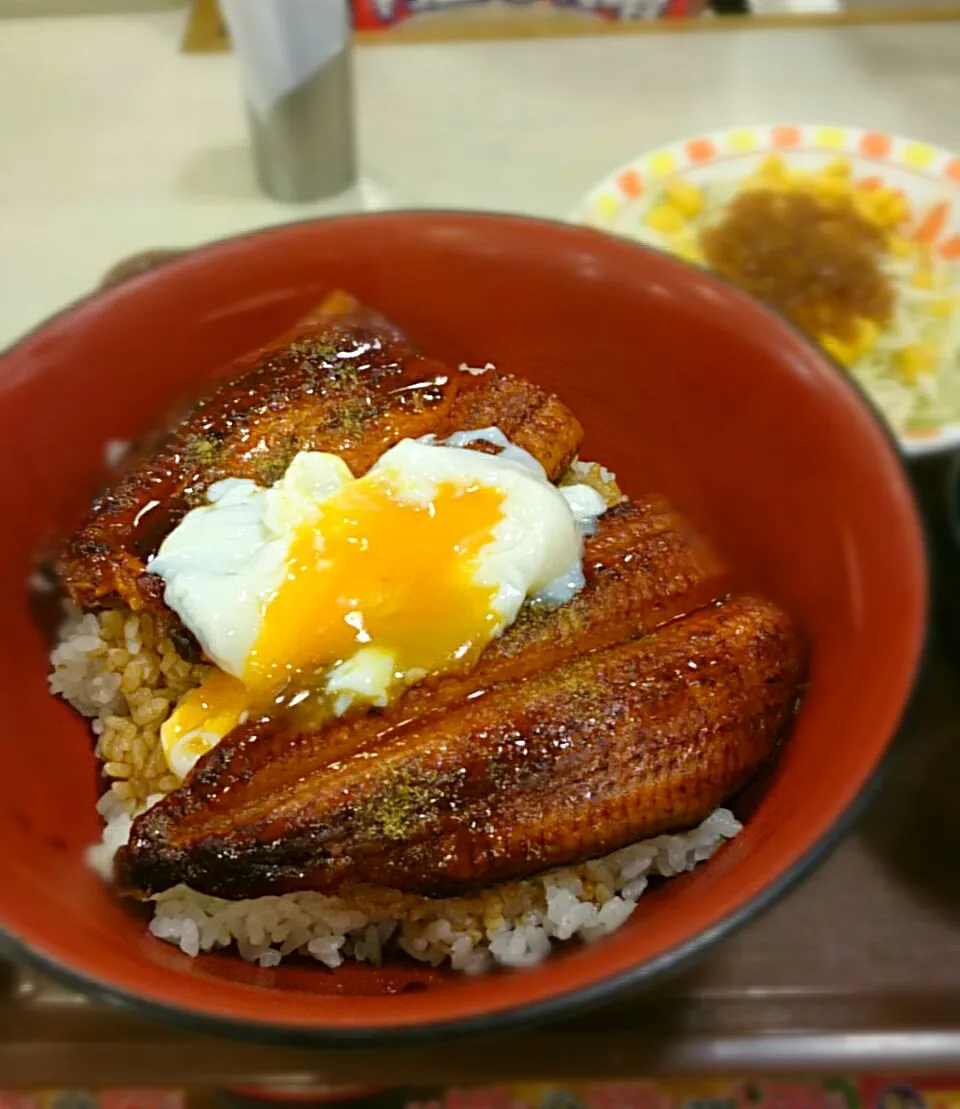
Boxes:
[673,239,704,265]
[853,191,885,229]
[663,178,704,219]
[873,188,910,228]
[930,297,958,319]
[821,321,877,367]
[644,203,686,234]
[896,343,938,385]
[812,176,852,203]
[756,154,789,182]
[822,334,857,367]
[888,192,911,226]
[888,236,914,258]
[822,157,852,179]
[853,319,879,359]
[912,269,938,291]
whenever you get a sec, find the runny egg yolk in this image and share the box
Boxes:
[161,668,249,775]
[161,479,504,777]
[248,478,504,698]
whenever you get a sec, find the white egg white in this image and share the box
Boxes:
[149,429,607,775]
[149,451,353,678]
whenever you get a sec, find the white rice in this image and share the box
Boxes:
[51,454,740,972]
[91,801,739,973]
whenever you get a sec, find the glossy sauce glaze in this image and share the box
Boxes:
[114,496,765,899]
[120,593,804,900]
[139,497,731,813]
[58,319,461,617]
[58,308,584,632]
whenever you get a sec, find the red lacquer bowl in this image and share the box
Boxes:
[0,212,927,1043]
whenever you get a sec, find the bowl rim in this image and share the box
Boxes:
[0,209,931,1046]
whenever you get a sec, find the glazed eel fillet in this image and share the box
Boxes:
[117,508,804,900]
[57,291,804,899]
[120,594,802,899]
[58,292,583,623]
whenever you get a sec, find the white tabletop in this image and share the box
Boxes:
[3,8,960,347]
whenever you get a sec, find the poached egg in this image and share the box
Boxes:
[149,429,606,779]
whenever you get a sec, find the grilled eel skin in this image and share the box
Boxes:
[57,299,582,620]
[119,594,802,900]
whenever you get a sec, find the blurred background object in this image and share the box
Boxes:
[178,0,960,49]
[219,0,356,202]
[0,0,185,13]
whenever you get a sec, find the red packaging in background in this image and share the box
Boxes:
[351,0,697,30]
[182,0,706,54]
